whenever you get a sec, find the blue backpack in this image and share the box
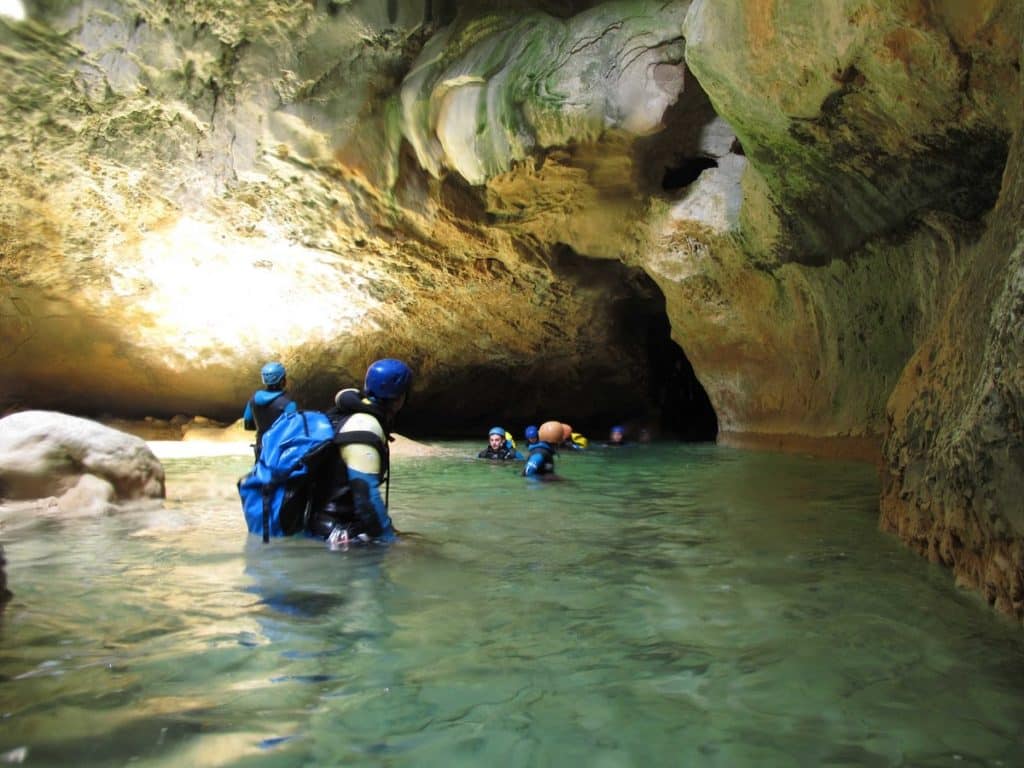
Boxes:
[238,410,338,541]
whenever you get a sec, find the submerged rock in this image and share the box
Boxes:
[0,411,165,510]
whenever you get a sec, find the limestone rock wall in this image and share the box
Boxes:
[683,0,1017,262]
[881,72,1024,618]
[638,0,1018,440]
[646,215,972,438]
[0,0,670,429]
[399,1,688,186]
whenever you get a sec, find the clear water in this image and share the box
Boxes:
[1,443,1023,767]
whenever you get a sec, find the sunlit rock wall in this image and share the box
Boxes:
[0,0,673,430]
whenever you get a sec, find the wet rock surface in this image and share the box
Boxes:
[881,96,1024,619]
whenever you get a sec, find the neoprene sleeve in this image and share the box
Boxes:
[348,468,395,541]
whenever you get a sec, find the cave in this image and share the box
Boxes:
[632,305,719,442]
[661,156,718,191]
[630,62,733,198]
[399,248,718,443]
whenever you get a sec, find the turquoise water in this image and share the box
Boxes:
[1,443,1023,767]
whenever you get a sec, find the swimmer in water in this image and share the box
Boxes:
[523,421,564,478]
[478,426,523,460]
[605,425,628,447]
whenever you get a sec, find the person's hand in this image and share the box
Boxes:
[327,527,350,551]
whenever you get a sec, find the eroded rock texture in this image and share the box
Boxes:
[0,0,700,433]
[1,1,1022,613]
[881,98,1024,619]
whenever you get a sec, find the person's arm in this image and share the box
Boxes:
[283,399,298,414]
[523,452,543,476]
[243,400,255,430]
[340,416,394,541]
[347,467,392,540]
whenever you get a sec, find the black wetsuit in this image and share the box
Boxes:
[478,445,520,460]
[243,389,295,459]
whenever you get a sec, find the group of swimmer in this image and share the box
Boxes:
[241,358,643,549]
[476,422,633,476]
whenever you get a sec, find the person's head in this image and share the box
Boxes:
[609,425,625,443]
[488,426,505,450]
[261,361,287,391]
[364,358,413,416]
[525,425,539,444]
[561,423,572,442]
[539,421,563,445]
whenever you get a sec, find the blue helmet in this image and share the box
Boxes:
[261,361,286,387]
[364,358,413,401]
[611,425,625,434]
[525,425,539,440]
[489,426,505,437]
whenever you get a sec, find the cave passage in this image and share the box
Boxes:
[661,156,718,191]
[611,278,719,442]
[400,258,718,443]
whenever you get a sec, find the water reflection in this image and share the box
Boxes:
[0,445,1022,766]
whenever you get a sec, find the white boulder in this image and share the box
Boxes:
[0,411,165,508]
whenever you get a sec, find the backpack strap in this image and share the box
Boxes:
[261,487,271,543]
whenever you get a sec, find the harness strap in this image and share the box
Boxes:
[261,487,271,543]
[334,429,390,483]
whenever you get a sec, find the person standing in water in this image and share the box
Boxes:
[523,421,564,478]
[308,358,413,548]
[243,361,298,460]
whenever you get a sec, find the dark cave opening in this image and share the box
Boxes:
[652,326,720,441]
[610,283,719,443]
[661,156,718,191]
[399,257,718,444]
